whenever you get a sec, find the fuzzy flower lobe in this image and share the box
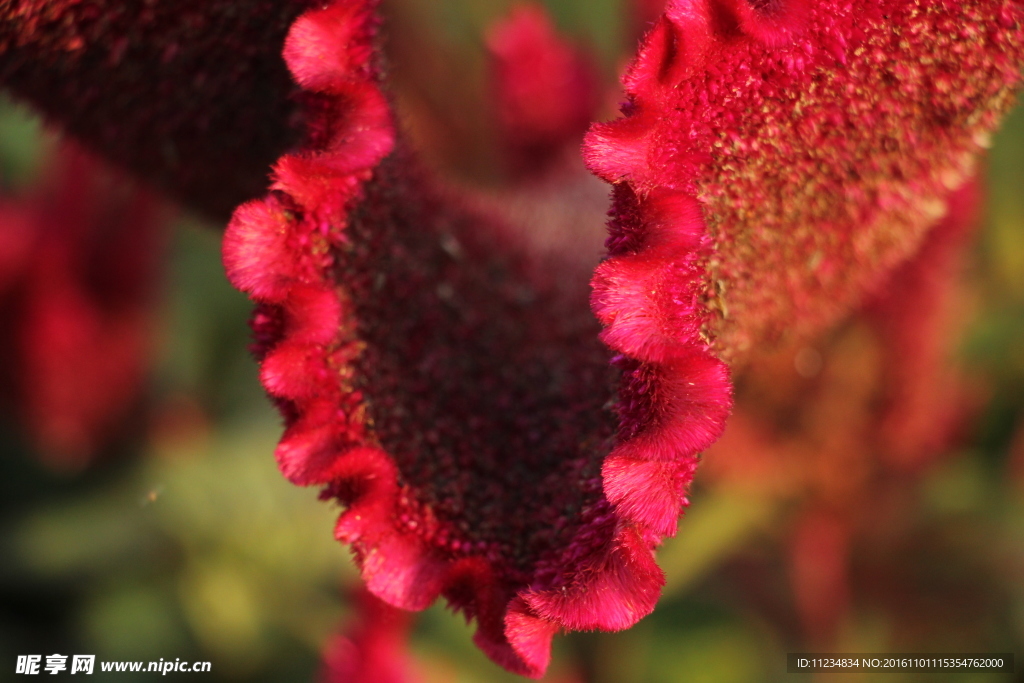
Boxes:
[589,0,1024,361]
[221,0,1024,678]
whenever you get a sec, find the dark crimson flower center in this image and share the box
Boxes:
[333,154,618,582]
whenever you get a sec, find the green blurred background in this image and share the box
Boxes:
[2,1,1024,681]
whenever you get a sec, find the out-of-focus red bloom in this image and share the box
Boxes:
[864,180,984,470]
[320,588,418,683]
[789,509,851,646]
[0,142,169,468]
[701,177,987,647]
[487,4,600,174]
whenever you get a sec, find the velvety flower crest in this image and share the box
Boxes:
[224,0,732,676]
[222,0,1024,679]
[589,0,1024,361]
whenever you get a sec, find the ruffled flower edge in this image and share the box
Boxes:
[587,0,1022,544]
[223,0,731,677]
[587,0,1024,364]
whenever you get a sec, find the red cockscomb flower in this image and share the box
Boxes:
[218,0,1023,677]
[2,0,1023,678]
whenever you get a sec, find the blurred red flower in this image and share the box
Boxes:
[0,142,169,467]
[320,588,419,683]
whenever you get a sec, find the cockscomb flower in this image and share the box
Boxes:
[225,5,669,677]
[216,0,1024,677]
[0,141,169,467]
[2,0,1023,678]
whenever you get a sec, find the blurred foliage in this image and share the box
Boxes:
[2,2,1024,682]
[0,95,48,192]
